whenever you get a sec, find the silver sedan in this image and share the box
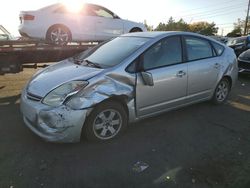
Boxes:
[20,31,238,142]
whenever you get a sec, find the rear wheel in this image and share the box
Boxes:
[46,25,71,45]
[212,78,230,104]
[84,101,128,141]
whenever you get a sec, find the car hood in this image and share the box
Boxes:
[27,60,102,97]
[238,49,250,61]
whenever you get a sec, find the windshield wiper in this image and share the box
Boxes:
[84,59,102,68]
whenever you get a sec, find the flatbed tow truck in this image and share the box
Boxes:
[0,39,95,74]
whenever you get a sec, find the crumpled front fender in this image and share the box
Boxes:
[67,72,136,110]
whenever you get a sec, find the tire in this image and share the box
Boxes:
[212,78,230,104]
[129,27,142,32]
[46,25,71,45]
[84,101,128,141]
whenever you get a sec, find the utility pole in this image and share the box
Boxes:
[244,0,250,35]
[221,28,224,36]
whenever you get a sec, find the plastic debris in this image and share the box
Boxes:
[238,151,243,155]
[132,161,149,173]
[192,178,196,183]
[39,163,47,171]
[241,83,245,86]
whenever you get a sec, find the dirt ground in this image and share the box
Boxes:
[0,68,250,188]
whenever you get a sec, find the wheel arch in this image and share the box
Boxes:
[82,94,129,141]
[84,94,130,126]
[99,95,130,116]
[222,75,232,90]
[129,27,143,32]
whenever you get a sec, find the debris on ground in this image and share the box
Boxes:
[132,161,149,173]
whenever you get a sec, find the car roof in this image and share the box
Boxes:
[121,31,221,44]
[122,31,212,39]
[39,3,107,11]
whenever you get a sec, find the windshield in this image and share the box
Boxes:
[76,37,149,68]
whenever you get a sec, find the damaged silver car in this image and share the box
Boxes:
[20,32,238,143]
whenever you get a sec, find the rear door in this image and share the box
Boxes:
[184,36,221,101]
[136,36,188,117]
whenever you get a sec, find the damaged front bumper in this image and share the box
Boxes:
[20,91,89,143]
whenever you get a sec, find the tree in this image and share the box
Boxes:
[188,22,218,35]
[226,27,242,37]
[154,17,217,35]
[175,19,189,31]
[226,18,250,36]
[155,17,188,31]
[144,20,154,31]
[155,22,167,31]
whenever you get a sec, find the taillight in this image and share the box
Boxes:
[23,14,35,20]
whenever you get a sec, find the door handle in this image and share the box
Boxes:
[214,63,220,69]
[176,70,186,77]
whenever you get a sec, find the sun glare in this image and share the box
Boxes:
[61,0,84,13]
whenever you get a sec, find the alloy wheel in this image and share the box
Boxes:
[92,109,122,140]
[215,80,229,102]
[50,27,69,45]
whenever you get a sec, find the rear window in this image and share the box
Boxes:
[212,42,224,56]
[185,37,213,61]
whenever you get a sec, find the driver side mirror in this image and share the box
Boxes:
[140,71,154,86]
[137,55,154,86]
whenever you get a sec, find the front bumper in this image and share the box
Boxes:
[20,90,89,143]
[238,59,250,73]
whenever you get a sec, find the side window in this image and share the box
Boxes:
[212,42,224,56]
[126,58,139,73]
[83,6,98,16]
[91,6,114,18]
[143,36,182,70]
[185,37,213,61]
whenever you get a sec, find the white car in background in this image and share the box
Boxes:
[19,3,147,45]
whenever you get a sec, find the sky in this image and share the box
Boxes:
[0,0,248,36]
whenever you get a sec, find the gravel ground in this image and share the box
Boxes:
[0,68,250,188]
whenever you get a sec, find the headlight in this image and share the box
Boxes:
[42,81,88,107]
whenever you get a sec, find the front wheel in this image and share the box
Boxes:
[212,78,230,104]
[84,101,128,141]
